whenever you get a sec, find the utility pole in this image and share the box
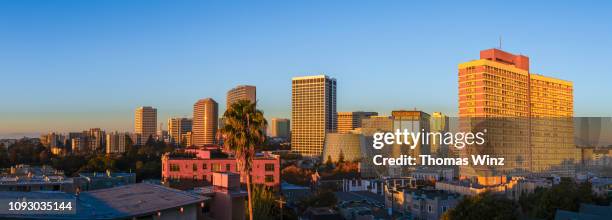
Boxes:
[276,196,286,220]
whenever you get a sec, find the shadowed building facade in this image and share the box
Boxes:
[168,117,192,145]
[337,111,378,134]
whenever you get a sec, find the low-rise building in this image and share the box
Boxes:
[410,167,455,182]
[192,172,247,220]
[402,189,461,220]
[0,165,79,193]
[0,183,209,220]
[78,170,136,191]
[435,176,552,200]
[162,146,281,187]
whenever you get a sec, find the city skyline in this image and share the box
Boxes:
[2,1,612,137]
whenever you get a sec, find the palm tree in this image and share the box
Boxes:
[219,100,267,220]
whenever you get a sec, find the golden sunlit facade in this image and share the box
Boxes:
[193,98,218,146]
[134,106,157,144]
[458,48,575,177]
[291,75,337,157]
[337,111,378,134]
[226,85,256,107]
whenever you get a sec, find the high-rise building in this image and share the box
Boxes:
[391,110,431,176]
[71,137,87,153]
[106,132,128,154]
[337,111,378,133]
[458,48,574,177]
[40,132,65,148]
[226,85,256,108]
[134,106,157,144]
[291,75,337,157]
[167,117,192,145]
[193,98,218,146]
[430,112,450,156]
[181,132,193,147]
[268,118,290,138]
[86,128,105,152]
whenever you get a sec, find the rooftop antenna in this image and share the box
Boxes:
[499,36,502,49]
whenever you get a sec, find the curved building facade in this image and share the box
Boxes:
[322,133,365,163]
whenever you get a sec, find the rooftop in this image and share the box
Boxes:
[0,183,208,219]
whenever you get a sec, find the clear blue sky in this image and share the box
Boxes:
[1,0,611,138]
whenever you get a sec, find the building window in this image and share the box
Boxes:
[265,164,274,171]
[428,205,432,213]
[202,163,207,170]
[170,164,180,172]
[193,164,198,172]
[211,164,220,172]
[226,164,231,171]
[265,175,274,183]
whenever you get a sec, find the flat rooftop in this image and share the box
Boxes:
[0,183,208,219]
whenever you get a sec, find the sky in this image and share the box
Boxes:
[1,0,611,138]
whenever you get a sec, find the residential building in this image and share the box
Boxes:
[168,117,193,145]
[291,75,337,157]
[226,85,256,107]
[71,137,87,153]
[161,147,281,187]
[135,106,157,144]
[40,132,65,148]
[401,189,461,220]
[193,98,218,146]
[192,172,247,220]
[337,111,378,133]
[0,183,209,220]
[106,131,128,154]
[86,128,105,151]
[435,176,552,200]
[458,48,575,178]
[268,118,290,139]
[0,165,78,193]
[78,171,136,190]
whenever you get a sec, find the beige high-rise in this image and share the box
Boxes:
[291,75,336,157]
[337,111,378,133]
[193,98,218,146]
[135,106,157,144]
[227,85,256,107]
[167,117,192,145]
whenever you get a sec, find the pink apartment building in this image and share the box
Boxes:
[162,146,281,187]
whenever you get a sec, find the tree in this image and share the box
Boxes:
[325,155,334,169]
[219,100,267,220]
[281,165,313,186]
[300,189,337,209]
[252,184,276,220]
[443,192,518,220]
[337,150,345,164]
[519,179,609,220]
